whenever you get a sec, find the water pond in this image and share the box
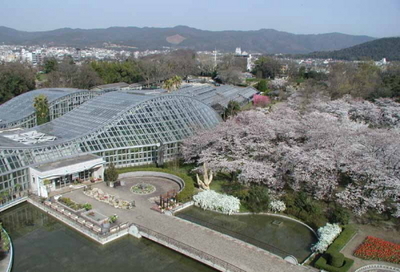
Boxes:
[0,203,214,272]
[176,206,317,263]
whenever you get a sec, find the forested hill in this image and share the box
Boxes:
[0,25,374,54]
[304,37,400,61]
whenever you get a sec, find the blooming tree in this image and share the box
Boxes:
[182,93,400,217]
[312,223,342,253]
[270,200,286,213]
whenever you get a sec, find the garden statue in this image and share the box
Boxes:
[196,163,213,190]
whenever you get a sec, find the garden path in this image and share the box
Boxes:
[64,178,317,272]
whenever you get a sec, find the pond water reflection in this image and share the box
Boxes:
[176,206,317,263]
[0,203,214,272]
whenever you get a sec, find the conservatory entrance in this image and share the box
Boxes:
[29,154,105,197]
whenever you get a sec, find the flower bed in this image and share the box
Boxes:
[83,188,133,209]
[193,190,240,215]
[131,183,156,195]
[354,236,400,264]
[58,197,85,211]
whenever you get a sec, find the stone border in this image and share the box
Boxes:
[355,264,400,272]
[173,205,317,265]
[0,196,28,212]
[119,171,185,192]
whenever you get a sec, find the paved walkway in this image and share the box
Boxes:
[62,177,316,272]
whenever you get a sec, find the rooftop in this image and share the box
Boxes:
[0,88,92,126]
[32,154,102,172]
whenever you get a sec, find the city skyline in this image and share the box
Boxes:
[0,0,399,38]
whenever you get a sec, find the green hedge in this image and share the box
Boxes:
[314,225,357,272]
[327,225,357,253]
[315,255,354,272]
[117,166,195,203]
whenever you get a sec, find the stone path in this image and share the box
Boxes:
[62,178,317,272]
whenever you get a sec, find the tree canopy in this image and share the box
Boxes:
[252,56,281,79]
[183,94,400,218]
[0,62,36,104]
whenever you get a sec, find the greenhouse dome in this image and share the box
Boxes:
[0,91,221,196]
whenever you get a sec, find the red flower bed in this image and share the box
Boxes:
[354,236,400,264]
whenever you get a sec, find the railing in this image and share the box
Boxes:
[135,223,246,272]
[0,195,28,212]
[170,200,194,214]
[27,197,130,244]
[355,264,400,272]
[1,228,13,272]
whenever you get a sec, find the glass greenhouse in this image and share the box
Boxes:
[0,91,222,196]
[0,88,103,129]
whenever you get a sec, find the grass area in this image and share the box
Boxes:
[36,73,47,81]
[209,179,226,193]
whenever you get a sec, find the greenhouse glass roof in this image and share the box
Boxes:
[0,91,221,149]
[0,88,92,125]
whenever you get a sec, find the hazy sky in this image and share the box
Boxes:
[0,0,399,37]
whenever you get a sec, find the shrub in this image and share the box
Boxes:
[314,225,357,272]
[329,206,350,225]
[315,254,354,272]
[83,203,92,211]
[329,252,345,268]
[193,190,240,215]
[312,223,342,253]
[109,214,118,223]
[270,200,286,213]
[328,225,357,253]
[58,197,84,211]
[245,185,270,213]
[104,162,119,182]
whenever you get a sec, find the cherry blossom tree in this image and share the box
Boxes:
[182,94,400,217]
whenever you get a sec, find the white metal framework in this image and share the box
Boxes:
[0,91,221,194]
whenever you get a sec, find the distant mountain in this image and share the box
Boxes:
[304,37,400,61]
[0,25,375,54]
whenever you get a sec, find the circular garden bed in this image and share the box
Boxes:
[131,183,156,195]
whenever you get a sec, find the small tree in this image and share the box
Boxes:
[163,75,182,93]
[43,57,58,74]
[256,79,268,92]
[223,100,240,120]
[33,94,50,125]
[104,162,119,182]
